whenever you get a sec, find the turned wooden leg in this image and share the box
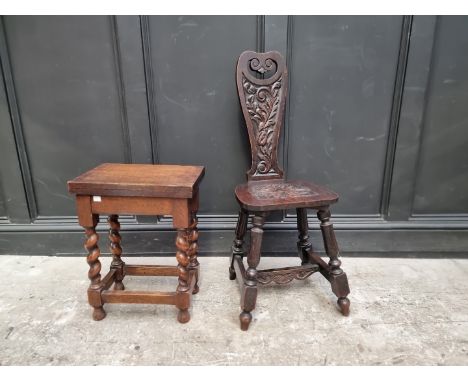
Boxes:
[240,212,265,331]
[188,213,200,294]
[83,217,106,321]
[176,229,191,323]
[230,208,248,280]
[317,207,350,316]
[108,214,125,291]
[296,208,312,265]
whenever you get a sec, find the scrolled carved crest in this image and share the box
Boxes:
[237,51,288,181]
[249,56,275,74]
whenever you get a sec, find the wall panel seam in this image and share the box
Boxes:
[139,15,159,164]
[380,15,413,217]
[281,15,294,219]
[0,17,37,220]
[110,16,132,163]
[256,15,265,52]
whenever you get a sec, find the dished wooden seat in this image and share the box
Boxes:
[235,179,338,212]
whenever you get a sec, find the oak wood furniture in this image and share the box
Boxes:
[68,163,204,323]
[229,50,351,330]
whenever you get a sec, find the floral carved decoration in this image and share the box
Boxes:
[257,265,319,285]
[249,182,317,200]
[242,74,282,176]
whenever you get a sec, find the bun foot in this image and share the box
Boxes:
[177,309,190,323]
[229,267,236,280]
[192,284,199,295]
[338,297,350,316]
[114,281,125,291]
[92,307,106,321]
[239,311,252,331]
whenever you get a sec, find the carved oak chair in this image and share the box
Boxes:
[229,50,351,331]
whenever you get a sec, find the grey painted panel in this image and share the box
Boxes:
[413,16,468,214]
[287,16,402,214]
[147,16,256,213]
[1,15,468,256]
[388,16,437,221]
[0,45,29,222]
[0,77,12,218]
[3,16,127,216]
[0,179,6,218]
[265,16,288,56]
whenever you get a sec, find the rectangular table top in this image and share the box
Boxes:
[68,163,205,198]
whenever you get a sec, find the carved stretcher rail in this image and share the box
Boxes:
[256,263,319,285]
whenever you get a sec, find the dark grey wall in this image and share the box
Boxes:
[287,16,402,215]
[412,16,468,215]
[1,15,468,256]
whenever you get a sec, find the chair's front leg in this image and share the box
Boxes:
[240,212,265,331]
[229,208,248,280]
[317,207,350,316]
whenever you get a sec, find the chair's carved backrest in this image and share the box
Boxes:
[236,50,288,181]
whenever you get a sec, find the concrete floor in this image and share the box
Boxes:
[0,255,467,365]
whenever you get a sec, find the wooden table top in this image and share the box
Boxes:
[68,163,205,198]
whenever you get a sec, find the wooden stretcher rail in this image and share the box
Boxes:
[124,264,179,277]
[101,290,177,305]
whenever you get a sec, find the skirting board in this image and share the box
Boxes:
[1,227,468,257]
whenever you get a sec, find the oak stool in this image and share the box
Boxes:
[229,51,351,330]
[68,163,204,323]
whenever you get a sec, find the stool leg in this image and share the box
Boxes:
[108,215,125,291]
[175,229,191,323]
[83,219,106,321]
[296,208,312,265]
[229,208,248,280]
[317,207,350,316]
[240,212,265,331]
[188,213,200,294]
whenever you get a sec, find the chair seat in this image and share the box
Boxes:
[235,179,338,211]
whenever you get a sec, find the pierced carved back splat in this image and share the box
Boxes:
[236,50,288,181]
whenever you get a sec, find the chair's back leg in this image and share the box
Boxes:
[296,208,312,265]
[229,208,249,280]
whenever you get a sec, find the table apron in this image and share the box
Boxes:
[91,196,186,216]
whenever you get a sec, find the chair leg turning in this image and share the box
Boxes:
[229,209,248,280]
[240,212,265,331]
[317,207,350,316]
[230,205,350,330]
[296,208,312,265]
